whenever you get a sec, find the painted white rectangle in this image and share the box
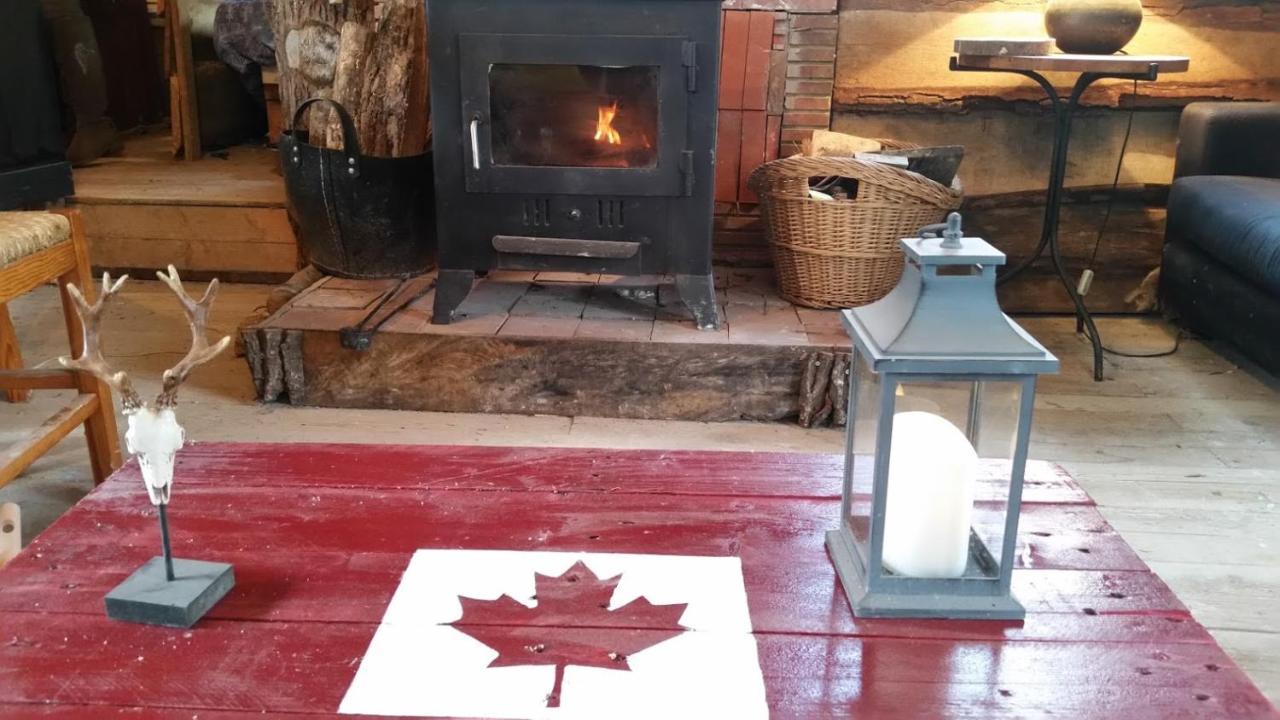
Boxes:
[339,549,768,719]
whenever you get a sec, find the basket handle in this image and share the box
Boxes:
[292,97,363,178]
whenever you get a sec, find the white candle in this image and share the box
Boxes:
[881,411,978,578]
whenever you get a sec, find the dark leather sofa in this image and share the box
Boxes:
[1161,102,1280,377]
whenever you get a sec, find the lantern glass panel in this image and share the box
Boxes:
[876,378,1025,579]
[842,351,883,567]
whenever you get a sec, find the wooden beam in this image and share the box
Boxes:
[0,394,100,489]
[170,0,201,161]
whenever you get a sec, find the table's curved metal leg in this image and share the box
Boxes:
[949,61,1162,381]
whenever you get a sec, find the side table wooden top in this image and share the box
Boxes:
[953,53,1190,74]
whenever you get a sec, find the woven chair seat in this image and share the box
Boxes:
[0,212,72,268]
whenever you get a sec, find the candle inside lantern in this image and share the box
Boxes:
[882,411,978,578]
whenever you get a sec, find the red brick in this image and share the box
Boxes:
[780,126,813,144]
[720,11,751,109]
[738,111,769,202]
[765,114,783,163]
[716,110,744,202]
[786,63,835,79]
[787,45,835,63]
[784,95,831,111]
[789,13,839,30]
[743,12,775,111]
[789,28,838,47]
[782,110,831,127]
[785,78,834,95]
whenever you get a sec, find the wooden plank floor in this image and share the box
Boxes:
[0,444,1274,718]
[0,282,1277,705]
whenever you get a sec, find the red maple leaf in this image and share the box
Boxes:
[452,560,688,708]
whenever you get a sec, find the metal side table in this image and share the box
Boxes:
[950,53,1190,381]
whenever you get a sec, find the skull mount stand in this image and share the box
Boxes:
[104,503,235,629]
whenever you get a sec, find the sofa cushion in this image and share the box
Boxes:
[1168,175,1280,297]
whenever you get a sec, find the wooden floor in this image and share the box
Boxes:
[0,443,1274,717]
[0,281,1277,705]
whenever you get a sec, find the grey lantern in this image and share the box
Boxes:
[826,213,1059,620]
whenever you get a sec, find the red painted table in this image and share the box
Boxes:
[0,443,1274,718]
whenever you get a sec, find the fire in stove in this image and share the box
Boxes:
[594,102,622,146]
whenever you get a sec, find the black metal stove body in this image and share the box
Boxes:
[427,0,723,329]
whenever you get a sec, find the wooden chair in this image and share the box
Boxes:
[0,208,122,489]
[0,502,20,567]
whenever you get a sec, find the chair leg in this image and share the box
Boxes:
[0,304,30,403]
[55,208,123,484]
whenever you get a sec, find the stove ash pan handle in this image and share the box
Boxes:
[470,114,483,171]
[291,97,363,178]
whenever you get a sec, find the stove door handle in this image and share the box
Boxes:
[470,115,482,171]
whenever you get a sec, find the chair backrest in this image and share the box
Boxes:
[0,503,19,567]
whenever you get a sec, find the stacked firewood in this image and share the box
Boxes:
[274,0,429,157]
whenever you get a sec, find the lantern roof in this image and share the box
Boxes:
[842,214,1059,376]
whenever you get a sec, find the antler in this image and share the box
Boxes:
[58,273,144,412]
[154,265,232,408]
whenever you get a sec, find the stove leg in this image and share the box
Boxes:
[432,269,475,325]
[676,273,722,331]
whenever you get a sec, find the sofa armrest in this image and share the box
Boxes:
[1175,102,1280,180]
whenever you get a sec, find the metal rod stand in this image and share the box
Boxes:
[158,503,175,582]
[949,59,1161,382]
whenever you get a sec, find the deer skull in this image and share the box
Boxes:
[126,408,185,505]
[59,267,231,507]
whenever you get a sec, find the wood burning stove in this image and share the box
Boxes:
[427,0,723,329]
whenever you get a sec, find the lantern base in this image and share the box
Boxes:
[826,530,1026,621]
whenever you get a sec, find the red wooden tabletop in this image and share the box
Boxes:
[0,442,1274,718]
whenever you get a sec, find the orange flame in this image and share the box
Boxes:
[594,102,622,146]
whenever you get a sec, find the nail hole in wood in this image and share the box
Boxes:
[1205,664,1220,672]
[998,689,1012,697]
[1137,667,1153,676]
[1108,591,1126,599]
[1077,547,1091,554]
[1,522,13,534]
[1195,694,1211,702]
[1083,608,1098,616]
[1031,531,1052,537]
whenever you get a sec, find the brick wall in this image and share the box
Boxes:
[714,3,839,264]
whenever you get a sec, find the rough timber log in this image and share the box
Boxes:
[273,0,428,156]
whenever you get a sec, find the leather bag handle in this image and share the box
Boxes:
[290,97,363,178]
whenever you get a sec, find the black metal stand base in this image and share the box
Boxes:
[431,269,477,324]
[104,557,235,628]
[676,273,723,331]
[950,58,1165,382]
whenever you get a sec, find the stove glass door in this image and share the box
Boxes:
[489,64,660,170]
[460,33,690,197]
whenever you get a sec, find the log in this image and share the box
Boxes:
[274,0,427,156]
[798,351,834,428]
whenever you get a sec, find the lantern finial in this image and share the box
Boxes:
[920,212,965,250]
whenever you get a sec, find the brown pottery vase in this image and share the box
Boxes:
[1045,0,1144,55]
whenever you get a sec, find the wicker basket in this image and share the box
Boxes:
[748,141,963,309]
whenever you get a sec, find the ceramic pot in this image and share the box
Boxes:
[1045,0,1143,55]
